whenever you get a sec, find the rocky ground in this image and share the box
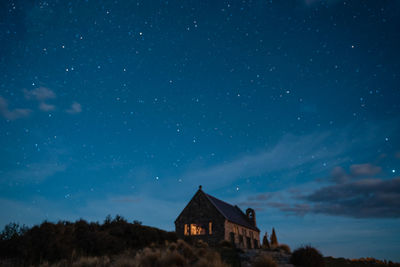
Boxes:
[239,249,294,267]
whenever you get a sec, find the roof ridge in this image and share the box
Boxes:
[204,193,229,219]
[206,193,237,208]
[206,193,259,231]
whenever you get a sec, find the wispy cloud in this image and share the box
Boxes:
[180,132,345,190]
[0,96,32,120]
[66,101,82,114]
[24,87,57,112]
[2,162,67,185]
[24,87,56,101]
[39,102,56,111]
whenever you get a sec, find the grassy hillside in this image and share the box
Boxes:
[0,215,177,265]
[1,217,398,267]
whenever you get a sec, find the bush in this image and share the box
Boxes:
[0,215,177,265]
[270,228,278,247]
[252,254,278,267]
[277,244,291,253]
[290,245,325,267]
[71,256,110,267]
[194,239,209,248]
[161,250,186,266]
[218,240,233,248]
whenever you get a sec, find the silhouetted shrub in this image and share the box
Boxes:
[71,256,110,267]
[195,239,209,248]
[0,222,28,240]
[161,250,186,266]
[218,240,234,248]
[252,254,278,267]
[270,228,278,248]
[291,245,325,267]
[0,215,177,265]
[277,243,291,253]
[262,232,270,249]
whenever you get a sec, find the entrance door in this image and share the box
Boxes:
[246,237,251,249]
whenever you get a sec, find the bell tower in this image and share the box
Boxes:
[246,208,256,226]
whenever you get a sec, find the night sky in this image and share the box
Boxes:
[1,0,400,261]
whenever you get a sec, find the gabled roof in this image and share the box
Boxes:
[205,192,260,232]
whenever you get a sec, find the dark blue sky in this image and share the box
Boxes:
[1,0,400,261]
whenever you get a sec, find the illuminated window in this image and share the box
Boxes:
[184,224,189,236]
[190,224,206,235]
[234,225,239,234]
[209,222,212,234]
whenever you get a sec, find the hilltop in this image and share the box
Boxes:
[1,216,399,267]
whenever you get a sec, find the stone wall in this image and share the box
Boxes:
[175,190,226,245]
[224,220,260,249]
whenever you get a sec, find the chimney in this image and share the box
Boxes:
[246,208,256,226]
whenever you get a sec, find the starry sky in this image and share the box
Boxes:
[1,0,400,261]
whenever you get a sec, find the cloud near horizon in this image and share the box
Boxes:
[242,163,400,219]
[330,163,382,184]
[299,177,400,218]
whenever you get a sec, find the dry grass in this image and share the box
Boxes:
[72,256,111,267]
[252,254,278,267]
[277,243,291,253]
[40,240,230,267]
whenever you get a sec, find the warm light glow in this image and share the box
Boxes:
[184,224,189,236]
[190,224,206,235]
[209,221,212,234]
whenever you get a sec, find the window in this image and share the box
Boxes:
[184,224,189,236]
[209,222,212,235]
[234,225,239,234]
[230,232,235,244]
[239,235,244,244]
[190,224,206,235]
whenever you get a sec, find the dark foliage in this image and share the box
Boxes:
[0,215,177,265]
[262,232,270,249]
[290,245,325,267]
[325,256,400,267]
[216,247,241,267]
[270,228,278,247]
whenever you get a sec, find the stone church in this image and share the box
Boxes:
[175,186,260,249]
